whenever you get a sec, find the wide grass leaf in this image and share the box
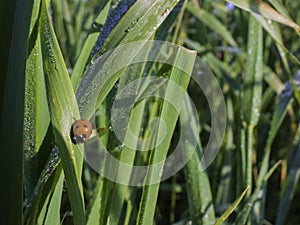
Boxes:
[92,0,180,59]
[24,30,50,199]
[76,0,180,120]
[39,0,85,224]
[241,15,263,202]
[136,47,196,225]
[183,98,215,225]
[242,16,263,127]
[0,0,34,224]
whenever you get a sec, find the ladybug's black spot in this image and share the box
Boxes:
[72,135,85,144]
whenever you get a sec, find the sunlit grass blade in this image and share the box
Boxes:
[76,0,180,120]
[39,0,85,224]
[226,0,300,33]
[33,165,63,225]
[268,0,291,19]
[29,0,41,36]
[241,15,263,202]
[43,172,64,225]
[155,0,186,43]
[86,105,108,225]
[216,97,234,205]
[214,186,249,225]
[92,0,179,59]
[136,48,196,225]
[107,101,147,225]
[183,97,215,225]
[251,13,300,67]
[51,0,75,67]
[263,66,284,94]
[86,177,104,225]
[94,65,150,224]
[242,16,263,127]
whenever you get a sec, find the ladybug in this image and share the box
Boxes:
[71,119,92,144]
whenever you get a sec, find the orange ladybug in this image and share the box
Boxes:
[72,119,92,144]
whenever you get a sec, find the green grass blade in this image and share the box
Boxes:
[156,0,186,42]
[76,0,180,120]
[0,0,34,224]
[92,0,180,58]
[44,172,64,225]
[275,126,300,225]
[24,148,61,224]
[251,13,300,67]
[268,0,291,19]
[214,186,249,225]
[235,161,282,225]
[85,104,108,225]
[202,53,240,92]
[242,16,263,127]
[71,1,111,90]
[24,30,50,199]
[258,76,299,187]
[235,74,300,224]
[50,0,74,67]
[36,189,51,225]
[106,53,159,224]
[251,74,300,223]
[35,164,63,225]
[183,98,215,225]
[263,66,284,94]
[186,2,237,47]
[86,177,104,225]
[29,0,41,36]
[39,0,85,224]
[216,97,234,205]
[136,48,196,225]
[241,15,263,201]
[108,102,147,225]
[183,39,240,92]
[226,0,300,33]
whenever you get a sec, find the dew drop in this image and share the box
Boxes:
[161,8,170,17]
[158,167,164,177]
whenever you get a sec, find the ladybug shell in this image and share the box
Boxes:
[72,119,92,144]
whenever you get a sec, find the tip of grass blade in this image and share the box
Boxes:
[214,186,249,225]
